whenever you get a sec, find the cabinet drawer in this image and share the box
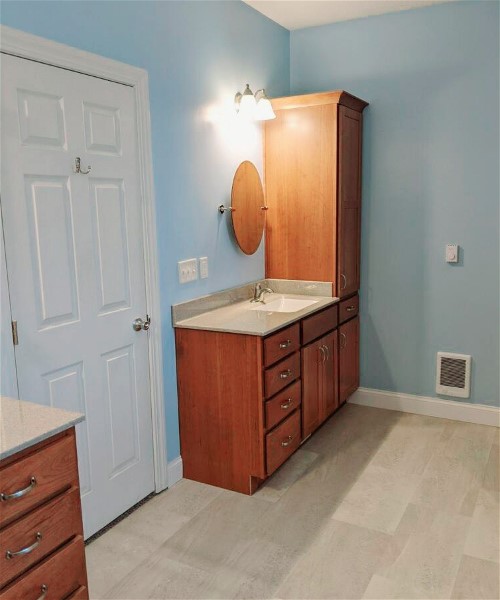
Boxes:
[0,488,82,587]
[0,536,87,600]
[264,352,300,398]
[66,586,88,599]
[263,323,300,367]
[339,294,359,324]
[265,380,301,431]
[0,432,78,528]
[266,410,301,475]
[302,305,338,345]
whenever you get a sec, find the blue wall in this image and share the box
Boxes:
[1,1,290,459]
[291,1,499,406]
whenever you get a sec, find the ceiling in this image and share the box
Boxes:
[243,0,457,30]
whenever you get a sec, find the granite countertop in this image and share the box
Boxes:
[174,292,339,336]
[0,397,84,461]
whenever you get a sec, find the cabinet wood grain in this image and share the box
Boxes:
[263,322,300,367]
[0,433,78,528]
[176,328,265,493]
[265,380,301,431]
[339,316,360,403]
[264,91,367,297]
[337,107,362,298]
[266,410,301,475]
[0,488,82,587]
[264,352,300,398]
[0,536,86,600]
[339,294,359,324]
[0,428,87,599]
[302,305,338,346]
[301,331,339,439]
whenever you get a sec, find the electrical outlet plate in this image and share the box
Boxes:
[178,258,198,283]
[199,257,208,279]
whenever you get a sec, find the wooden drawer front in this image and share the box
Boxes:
[339,295,359,324]
[302,305,338,345]
[263,323,300,367]
[0,536,87,600]
[266,410,301,475]
[0,432,78,528]
[0,488,82,587]
[265,380,301,431]
[264,352,300,399]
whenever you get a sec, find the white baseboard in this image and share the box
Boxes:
[350,387,500,427]
[166,456,183,487]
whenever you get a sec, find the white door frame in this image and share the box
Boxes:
[0,25,168,492]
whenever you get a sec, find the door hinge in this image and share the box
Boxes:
[11,320,18,346]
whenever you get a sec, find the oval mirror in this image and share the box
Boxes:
[231,161,265,255]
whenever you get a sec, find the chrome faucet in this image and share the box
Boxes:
[251,282,274,303]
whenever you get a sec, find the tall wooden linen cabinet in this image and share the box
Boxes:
[264,91,368,298]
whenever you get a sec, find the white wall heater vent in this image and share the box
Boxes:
[436,352,471,398]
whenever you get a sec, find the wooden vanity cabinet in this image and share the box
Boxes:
[175,304,344,495]
[0,429,88,600]
[264,91,368,298]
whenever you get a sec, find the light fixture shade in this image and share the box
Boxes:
[235,84,256,119]
[255,96,276,121]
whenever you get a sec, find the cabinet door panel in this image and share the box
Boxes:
[301,341,322,439]
[339,317,359,403]
[322,331,339,418]
[265,104,336,282]
[337,106,362,298]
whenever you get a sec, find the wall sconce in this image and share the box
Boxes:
[234,84,276,121]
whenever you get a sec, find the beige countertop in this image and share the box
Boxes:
[174,293,339,336]
[0,397,84,461]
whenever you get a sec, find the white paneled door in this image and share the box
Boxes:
[1,54,155,537]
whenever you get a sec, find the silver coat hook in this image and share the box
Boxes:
[74,157,91,175]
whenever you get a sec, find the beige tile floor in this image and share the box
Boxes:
[86,405,500,599]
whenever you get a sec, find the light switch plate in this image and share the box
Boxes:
[178,258,198,283]
[446,244,459,263]
[199,257,208,279]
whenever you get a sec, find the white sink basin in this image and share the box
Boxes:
[250,297,319,313]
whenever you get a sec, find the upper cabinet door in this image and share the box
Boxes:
[337,106,363,298]
[265,104,336,282]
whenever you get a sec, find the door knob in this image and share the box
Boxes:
[132,315,151,331]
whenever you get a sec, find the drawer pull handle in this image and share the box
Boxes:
[340,332,347,349]
[319,346,326,363]
[1,476,37,501]
[279,340,292,349]
[37,585,48,600]
[280,399,293,409]
[281,435,294,448]
[279,369,292,380]
[6,532,42,560]
[323,344,330,361]
[346,306,356,312]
